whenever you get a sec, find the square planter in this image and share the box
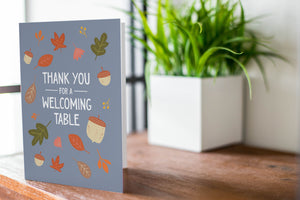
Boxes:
[148,75,243,152]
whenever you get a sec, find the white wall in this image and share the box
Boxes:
[242,0,299,153]
[0,0,25,156]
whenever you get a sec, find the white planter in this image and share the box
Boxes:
[148,75,243,152]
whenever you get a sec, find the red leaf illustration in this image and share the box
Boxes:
[50,155,64,172]
[73,43,85,61]
[34,54,53,69]
[51,32,67,52]
[68,134,90,154]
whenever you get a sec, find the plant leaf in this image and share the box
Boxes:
[39,135,43,145]
[224,54,252,99]
[68,134,90,154]
[50,156,64,172]
[91,33,109,60]
[102,162,109,173]
[28,129,39,136]
[98,160,102,169]
[25,82,36,104]
[74,159,91,178]
[32,136,39,146]
[36,123,48,139]
[103,159,111,165]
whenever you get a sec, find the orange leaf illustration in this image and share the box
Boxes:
[34,54,53,69]
[51,32,67,52]
[50,155,64,172]
[98,160,101,169]
[31,113,39,120]
[103,159,111,165]
[68,134,90,154]
[97,149,111,173]
[102,162,109,173]
[35,30,44,46]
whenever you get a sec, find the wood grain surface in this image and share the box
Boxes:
[0,133,298,200]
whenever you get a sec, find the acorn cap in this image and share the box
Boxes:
[24,49,33,57]
[34,152,45,160]
[89,115,106,127]
[97,67,110,78]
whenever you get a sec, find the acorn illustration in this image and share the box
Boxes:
[34,152,45,167]
[97,67,111,86]
[86,115,106,143]
[24,48,33,64]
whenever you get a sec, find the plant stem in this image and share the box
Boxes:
[97,149,102,159]
[46,120,52,127]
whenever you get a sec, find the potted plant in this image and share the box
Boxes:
[130,0,285,152]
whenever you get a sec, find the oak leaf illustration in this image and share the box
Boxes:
[51,32,67,52]
[28,121,51,146]
[91,33,109,60]
[50,155,64,172]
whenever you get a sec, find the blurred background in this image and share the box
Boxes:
[0,0,299,155]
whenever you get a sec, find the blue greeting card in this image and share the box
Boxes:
[19,19,126,193]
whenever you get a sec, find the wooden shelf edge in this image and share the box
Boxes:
[0,174,62,200]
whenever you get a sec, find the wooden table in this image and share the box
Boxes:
[0,133,298,200]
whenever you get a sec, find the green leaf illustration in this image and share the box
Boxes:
[91,33,109,60]
[36,123,48,139]
[28,129,39,136]
[32,136,39,146]
[28,120,51,146]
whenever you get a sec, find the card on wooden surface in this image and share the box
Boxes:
[19,19,126,193]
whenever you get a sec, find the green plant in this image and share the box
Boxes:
[130,0,285,98]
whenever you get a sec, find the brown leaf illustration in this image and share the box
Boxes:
[68,134,90,154]
[34,54,53,69]
[73,158,91,179]
[25,78,36,104]
[41,35,44,41]
[38,30,42,38]
[35,32,38,39]
[50,155,64,172]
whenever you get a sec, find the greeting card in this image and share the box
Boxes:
[19,19,126,193]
